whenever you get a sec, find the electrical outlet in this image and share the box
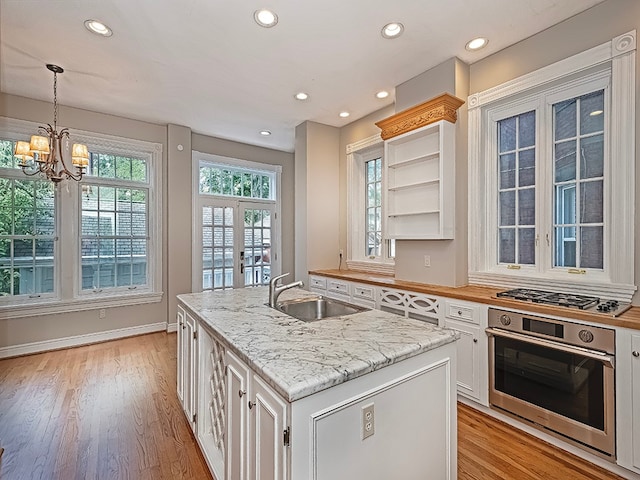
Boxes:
[339,249,344,257]
[99,309,106,319]
[424,255,431,267]
[361,403,375,440]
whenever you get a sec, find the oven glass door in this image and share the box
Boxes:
[493,334,605,430]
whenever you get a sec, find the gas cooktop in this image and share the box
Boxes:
[496,288,631,317]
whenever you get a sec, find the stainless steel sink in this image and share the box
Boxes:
[274,296,369,322]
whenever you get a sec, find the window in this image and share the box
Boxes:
[80,153,150,292]
[193,152,281,292]
[468,31,635,300]
[0,117,162,316]
[0,142,56,298]
[347,135,394,274]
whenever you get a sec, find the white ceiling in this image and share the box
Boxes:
[1,0,604,153]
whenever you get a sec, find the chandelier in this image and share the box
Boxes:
[13,64,89,184]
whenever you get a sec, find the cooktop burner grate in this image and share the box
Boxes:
[496,288,600,309]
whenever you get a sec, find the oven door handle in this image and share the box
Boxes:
[486,328,615,368]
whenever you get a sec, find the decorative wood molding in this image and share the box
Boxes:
[375,93,465,140]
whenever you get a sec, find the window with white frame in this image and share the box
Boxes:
[193,153,281,292]
[468,31,636,300]
[0,117,162,315]
[347,135,395,273]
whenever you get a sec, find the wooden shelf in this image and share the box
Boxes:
[388,209,440,218]
[388,151,439,169]
[388,179,439,192]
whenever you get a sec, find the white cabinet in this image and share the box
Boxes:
[226,350,289,480]
[384,120,456,239]
[615,328,640,475]
[349,282,376,309]
[177,305,197,431]
[308,275,327,295]
[443,300,488,406]
[378,287,441,325]
[196,325,226,480]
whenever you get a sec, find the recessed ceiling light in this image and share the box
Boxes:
[254,9,278,28]
[465,37,488,51]
[295,92,309,101]
[590,110,604,116]
[381,22,404,39]
[260,130,272,136]
[84,19,113,37]
[376,90,390,99]
[339,111,350,118]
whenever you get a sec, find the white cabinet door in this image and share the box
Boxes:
[250,375,289,480]
[632,333,640,470]
[445,319,480,400]
[226,350,250,480]
[180,310,197,430]
[177,307,185,405]
[196,326,226,480]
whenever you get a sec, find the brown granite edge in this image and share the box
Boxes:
[309,269,640,331]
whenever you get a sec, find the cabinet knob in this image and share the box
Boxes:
[633,351,640,358]
[239,390,246,398]
[473,338,478,343]
[248,401,255,409]
[458,310,463,316]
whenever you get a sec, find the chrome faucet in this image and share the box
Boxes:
[269,273,304,307]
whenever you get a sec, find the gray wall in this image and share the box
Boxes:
[0,92,168,348]
[0,92,295,350]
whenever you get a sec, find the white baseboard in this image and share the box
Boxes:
[0,321,167,359]
[166,322,178,333]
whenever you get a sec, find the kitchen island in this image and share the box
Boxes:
[177,287,458,480]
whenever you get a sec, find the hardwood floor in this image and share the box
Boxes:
[0,332,627,479]
[457,402,624,480]
[0,332,211,480]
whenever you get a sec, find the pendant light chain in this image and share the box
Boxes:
[53,70,58,132]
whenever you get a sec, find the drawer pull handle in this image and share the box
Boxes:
[633,351,640,358]
[239,390,246,398]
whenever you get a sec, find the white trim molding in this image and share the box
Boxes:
[346,134,395,273]
[468,31,636,301]
[0,321,167,359]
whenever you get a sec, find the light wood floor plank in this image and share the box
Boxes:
[0,332,629,479]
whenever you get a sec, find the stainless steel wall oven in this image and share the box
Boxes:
[487,308,615,458]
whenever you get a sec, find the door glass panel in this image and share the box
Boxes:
[202,206,234,291]
[243,208,272,287]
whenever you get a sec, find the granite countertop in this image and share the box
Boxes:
[177,287,457,403]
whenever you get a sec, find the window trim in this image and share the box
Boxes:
[0,118,163,318]
[468,30,636,301]
[346,134,395,274]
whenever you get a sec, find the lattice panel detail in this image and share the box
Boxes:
[209,339,226,453]
[379,288,440,322]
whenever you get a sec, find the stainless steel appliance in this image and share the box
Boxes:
[496,288,631,316]
[487,308,616,458]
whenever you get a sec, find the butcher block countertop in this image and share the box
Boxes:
[309,269,640,331]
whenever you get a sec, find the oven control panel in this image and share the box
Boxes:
[487,308,615,354]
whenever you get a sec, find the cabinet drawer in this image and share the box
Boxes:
[327,280,350,296]
[352,284,375,301]
[445,301,478,325]
[309,275,327,290]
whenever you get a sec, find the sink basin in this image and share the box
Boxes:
[274,296,368,322]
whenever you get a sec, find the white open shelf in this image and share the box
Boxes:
[384,120,455,240]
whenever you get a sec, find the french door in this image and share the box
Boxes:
[195,198,277,291]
